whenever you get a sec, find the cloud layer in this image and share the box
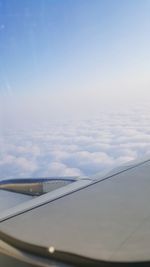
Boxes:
[0,107,150,179]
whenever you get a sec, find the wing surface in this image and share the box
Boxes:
[1,158,150,266]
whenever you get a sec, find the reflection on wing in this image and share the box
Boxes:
[0,177,78,196]
[1,157,150,266]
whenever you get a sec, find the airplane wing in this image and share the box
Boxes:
[0,157,150,266]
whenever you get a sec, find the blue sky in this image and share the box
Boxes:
[0,0,150,121]
[0,1,150,178]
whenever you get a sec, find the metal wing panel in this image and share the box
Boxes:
[1,159,150,263]
[0,191,32,213]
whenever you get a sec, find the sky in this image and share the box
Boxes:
[0,0,150,178]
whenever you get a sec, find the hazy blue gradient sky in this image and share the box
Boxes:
[0,1,150,178]
[0,0,150,123]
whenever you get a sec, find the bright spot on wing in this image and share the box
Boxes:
[48,246,55,254]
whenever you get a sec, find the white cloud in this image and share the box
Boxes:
[0,106,150,179]
[0,155,37,178]
[42,162,83,177]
